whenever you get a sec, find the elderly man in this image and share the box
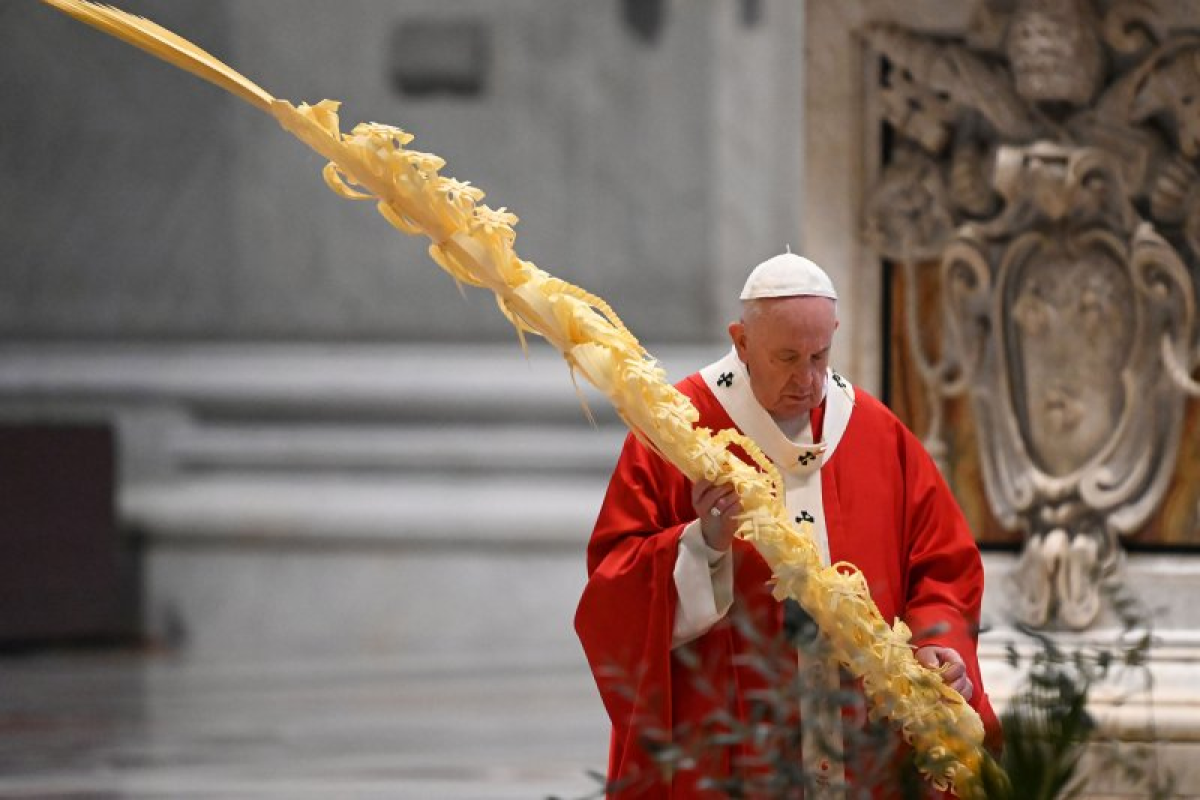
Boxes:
[575,253,999,797]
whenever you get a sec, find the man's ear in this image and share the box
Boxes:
[729,321,748,360]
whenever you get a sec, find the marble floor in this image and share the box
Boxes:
[0,649,610,799]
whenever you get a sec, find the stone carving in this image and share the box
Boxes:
[1005,0,1105,107]
[862,0,1200,628]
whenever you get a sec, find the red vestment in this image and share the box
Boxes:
[575,371,1001,798]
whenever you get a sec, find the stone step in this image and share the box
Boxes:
[169,422,628,476]
[121,473,608,548]
[123,473,605,661]
[0,342,711,483]
[0,342,712,423]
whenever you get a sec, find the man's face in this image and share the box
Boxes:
[729,296,838,419]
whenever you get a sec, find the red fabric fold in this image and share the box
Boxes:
[575,374,1000,797]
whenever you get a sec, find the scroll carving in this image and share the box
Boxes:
[862,0,1200,629]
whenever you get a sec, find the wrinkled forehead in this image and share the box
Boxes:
[741,296,837,349]
[742,295,838,326]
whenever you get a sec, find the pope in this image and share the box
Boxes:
[575,253,1001,797]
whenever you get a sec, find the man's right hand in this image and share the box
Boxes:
[692,478,742,552]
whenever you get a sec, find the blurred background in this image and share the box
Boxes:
[1,0,1198,797]
[0,0,806,664]
[0,1,804,796]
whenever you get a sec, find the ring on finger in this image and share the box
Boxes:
[709,507,722,518]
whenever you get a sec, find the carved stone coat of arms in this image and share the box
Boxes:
[862,0,1200,628]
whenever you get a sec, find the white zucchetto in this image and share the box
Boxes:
[739,253,838,301]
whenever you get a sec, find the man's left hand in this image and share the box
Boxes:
[915,645,973,702]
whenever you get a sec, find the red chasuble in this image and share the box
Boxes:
[575,370,1001,798]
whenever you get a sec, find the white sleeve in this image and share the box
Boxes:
[671,520,735,648]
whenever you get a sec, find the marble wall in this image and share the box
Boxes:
[2,0,806,345]
[0,2,238,339]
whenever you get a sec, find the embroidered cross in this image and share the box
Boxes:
[795,511,815,524]
[832,372,847,390]
[717,371,734,388]
[797,451,817,466]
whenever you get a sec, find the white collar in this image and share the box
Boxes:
[700,347,855,476]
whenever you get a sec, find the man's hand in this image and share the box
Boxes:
[691,478,742,552]
[916,645,974,702]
